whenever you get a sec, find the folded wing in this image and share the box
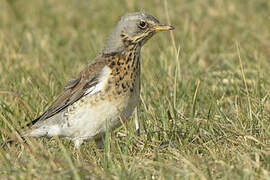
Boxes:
[28,56,107,127]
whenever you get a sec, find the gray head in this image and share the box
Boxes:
[102,12,174,55]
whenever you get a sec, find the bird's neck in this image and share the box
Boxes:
[102,39,141,56]
[105,43,141,95]
[122,43,141,57]
[106,43,141,73]
[102,29,142,56]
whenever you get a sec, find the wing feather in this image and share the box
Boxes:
[27,55,108,127]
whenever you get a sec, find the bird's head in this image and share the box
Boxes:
[102,12,174,55]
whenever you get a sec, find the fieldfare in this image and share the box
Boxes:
[24,12,174,148]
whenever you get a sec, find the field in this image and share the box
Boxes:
[0,0,270,179]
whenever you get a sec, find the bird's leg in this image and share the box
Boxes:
[74,139,83,149]
[134,106,140,136]
[95,138,104,149]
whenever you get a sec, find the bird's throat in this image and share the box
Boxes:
[105,45,141,96]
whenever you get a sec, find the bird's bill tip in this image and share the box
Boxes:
[153,24,174,31]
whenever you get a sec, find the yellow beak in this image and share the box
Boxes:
[153,24,174,31]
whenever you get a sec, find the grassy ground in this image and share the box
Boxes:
[0,0,270,179]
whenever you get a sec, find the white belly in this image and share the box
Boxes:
[29,93,138,141]
[58,93,139,141]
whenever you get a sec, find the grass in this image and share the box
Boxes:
[0,0,270,179]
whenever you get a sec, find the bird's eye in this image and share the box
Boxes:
[138,20,147,29]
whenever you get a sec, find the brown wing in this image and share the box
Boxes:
[28,55,107,126]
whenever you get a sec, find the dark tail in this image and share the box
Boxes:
[25,115,42,128]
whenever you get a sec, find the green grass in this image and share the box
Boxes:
[1,0,270,179]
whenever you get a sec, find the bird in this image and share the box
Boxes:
[21,12,174,148]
